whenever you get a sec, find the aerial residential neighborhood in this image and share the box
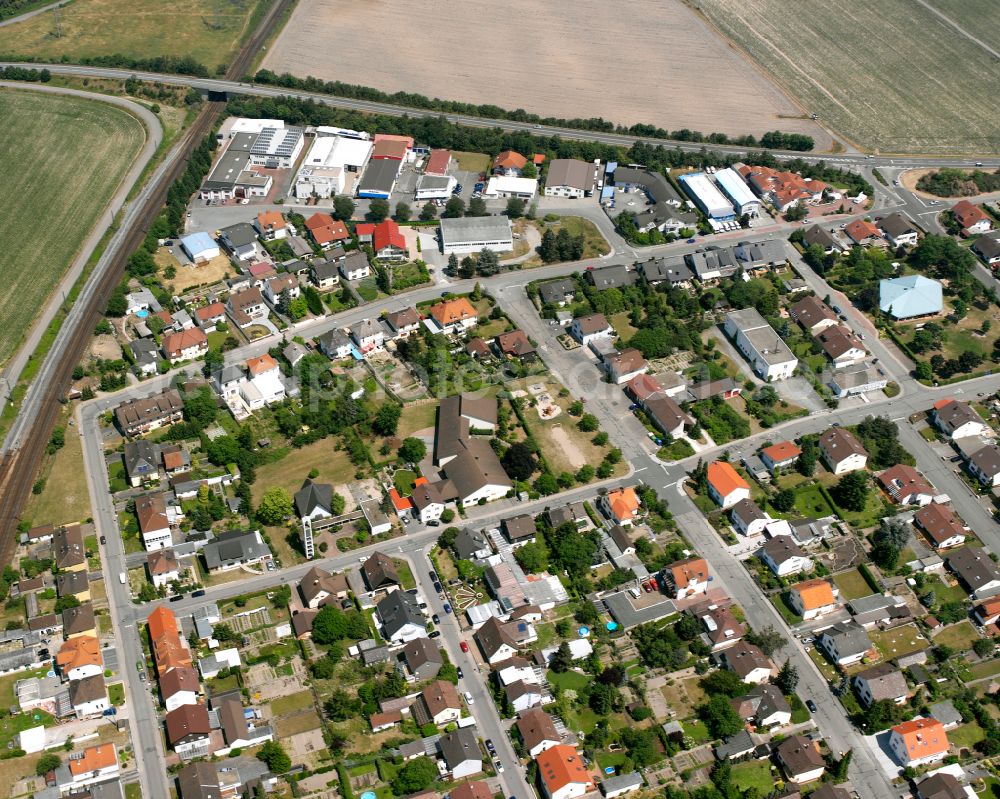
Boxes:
[0,4,997,799]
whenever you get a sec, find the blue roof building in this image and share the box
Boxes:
[180,232,220,263]
[879,275,943,319]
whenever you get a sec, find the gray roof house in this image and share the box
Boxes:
[586,264,636,290]
[401,637,443,680]
[124,440,158,486]
[637,255,695,286]
[947,546,1000,596]
[376,591,426,643]
[202,530,271,573]
[452,528,491,561]
[817,621,873,666]
[852,663,908,707]
[537,278,577,307]
[438,728,482,778]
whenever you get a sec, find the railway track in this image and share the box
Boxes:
[0,0,293,563]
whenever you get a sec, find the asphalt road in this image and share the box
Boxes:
[4,63,1000,169]
[0,83,162,420]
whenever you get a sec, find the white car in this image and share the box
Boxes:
[464,691,475,705]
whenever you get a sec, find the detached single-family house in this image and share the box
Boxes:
[947,546,1000,598]
[845,219,882,247]
[707,461,751,509]
[664,557,709,600]
[218,223,259,261]
[969,444,1000,487]
[731,498,770,538]
[439,728,483,779]
[599,487,641,527]
[414,679,462,726]
[644,394,694,440]
[853,663,908,707]
[372,220,408,261]
[310,256,342,290]
[429,297,478,335]
[817,621,874,667]
[69,675,109,719]
[136,493,172,550]
[376,591,425,644]
[889,718,949,767]
[304,213,349,249]
[263,273,300,305]
[339,251,371,281]
[350,318,385,353]
[720,641,774,684]
[816,325,867,368]
[536,745,595,799]
[194,302,226,331]
[475,616,519,665]
[788,578,838,620]
[790,295,840,334]
[604,348,648,385]
[362,552,400,592]
[493,150,527,176]
[402,637,443,681]
[760,441,802,475]
[297,566,349,609]
[775,735,825,783]
[975,597,1000,626]
[318,329,352,360]
[879,212,920,247]
[973,233,1000,267]
[731,684,790,729]
[56,635,103,681]
[254,210,287,241]
[202,530,271,573]
[160,666,201,712]
[933,399,987,441]
[878,464,937,506]
[385,307,421,339]
[165,703,212,759]
[914,503,967,550]
[161,328,208,365]
[759,535,812,577]
[952,200,992,236]
[819,427,868,474]
[147,549,180,588]
[569,313,613,346]
[517,708,562,758]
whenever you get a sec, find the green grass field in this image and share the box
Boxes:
[730,761,775,795]
[931,620,980,652]
[251,439,355,505]
[0,0,266,71]
[0,89,145,365]
[693,0,1000,153]
[833,568,875,601]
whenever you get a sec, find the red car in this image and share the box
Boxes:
[460,641,470,653]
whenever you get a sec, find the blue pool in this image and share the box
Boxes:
[135,309,149,319]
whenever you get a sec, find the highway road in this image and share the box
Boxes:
[0,83,161,420]
[4,63,1000,170]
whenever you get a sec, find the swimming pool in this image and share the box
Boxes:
[135,309,149,319]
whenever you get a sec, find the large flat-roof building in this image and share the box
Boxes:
[357,159,402,199]
[198,133,272,201]
[724,308,798,381]
[483,176,537,199]
[714,169,760,217]
[439,216,514,255]
[611,167,697,235]
[679,172,735,220]
[294,134,373,198]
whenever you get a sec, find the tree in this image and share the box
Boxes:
[257,741,291,774]
[578,413,599,432]
[373,402,402,436]
[54,595,80,613]
[367,198,390,222]
[699,669,748,697]
[550,641,573,673]
[398,437,426,463]
[420,201,437,221]
[324,689,362,721]
[501,442,538,480]
[213,623,238,642]
[620,728,658,767]
[391,757,438,795]
[831,749,852,783]
[771,488,796,513]
[476,248,500,276]
[699,694,744,739]
[775,660,799,694]
[514,540,549,573]
[36,753,61,776]
[833,470,869,512]
[797,438,818,476]
[467,197,488,216]
[589,681,621,714]
[745,625,786,657]
[443,196,465,218]
[974,638,996,657]
[458,256,476,279]
[332,196,355,222]
[257,487,293,525]
[505,198,526,218]
[538,229,559,262]
[394,201,412,222]
[783,203,808,222]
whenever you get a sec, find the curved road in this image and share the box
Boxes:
[0,82,161,416]
[0,0,71,28]
[3,63,1000,167]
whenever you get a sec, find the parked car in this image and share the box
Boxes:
[432,614,441,624]
[443,603,452,614]
[170,594,184,602]
[486,739,496,753]
[428,570,439,581]
[464,690,474,704]
[457,667,464,679]
[806,699,818,713]
[99,536,106,545]
[460,641,470,653]
[429,630,441,638]
[686,238,696,244]
[428,520,440,527]
[494,761,504,773]
[192,589,206,597]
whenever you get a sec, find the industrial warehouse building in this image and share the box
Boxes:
[357,159,402,199]
[724,308,798,381]
[415,174,457,201]
[483,176,538,199]
[714,168,760,218]
[293,133,373,198]
[439,216,514,255]
[198,133,273,201]
[679,172,735,220]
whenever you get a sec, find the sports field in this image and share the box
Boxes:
[691,0,1000,154]
[0,88,144,364]
[262,0,829,146]
[0,0,264,71]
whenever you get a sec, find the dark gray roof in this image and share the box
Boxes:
[219,222,258,249]
[971,444,1000,478]
[363,551,399,589]
[947,546,1000,591]
[735,239,786,266]
[600,773,643,796]
[311,259,340,281]
[69,673,106,706]
[538,277,577,305]
[880,212,918,238]
[586,264,636,290]
[819,621,872,656]
[686,247,738,278]
[714,729,756,760]
[546,159,594,191]
[438,727,481,769]
[731,498,767,526]
[852,663,907,701]
[203,530,271,571]
[402,637,443,672]
[177,762,222,799]
[803,225,844,251]
[294,479,333,517]
[453,528,489,560]
[124,439,158,478]
[358,159,401,195]
[638,255,694,284]
[376,591,424,639]
[442,438,511,500]
[973,233,1000,260]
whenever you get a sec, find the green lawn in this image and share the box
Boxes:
[931,620,980,652]
[0,88,145,366]
[356,276,379,302]
[270,690,315,716]
[730,761,775,795]
[108,683,125,706]
[251,439,355,505]
[107,460,128,493]
[395,559,416,591]
[833,568,875,601]
[950,721,985,750]
[393,469,418,495]
[454,151,491,173]
[969,659,1000,681]
[869,624,929,660]
[0,710,53,748]
[793,482,836,519]
[547,669,590,692]
[682,719,711,744]
[923,575,969,605]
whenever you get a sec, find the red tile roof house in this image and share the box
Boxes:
[844,218,884,247]
[373,220,408,261]
[305,212,349,249]
[355,222,375,243]
[951,200,992,236]
[760,441,802,474]
[913,503,967,549]
[194,302,226,331]
[706,461,751,508]
[877,464,937,506]
[161,327,208,365]
[493,150,528,177]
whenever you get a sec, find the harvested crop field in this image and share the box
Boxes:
[0,0,263,71]
[262,0,829,146]
[690,0,1000,154]
[0,88,145,365]
[923,0,1000,55]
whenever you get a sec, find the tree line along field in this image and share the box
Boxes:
[689,0,1000,154]
[0,0,265,72]
[0,88,145,365]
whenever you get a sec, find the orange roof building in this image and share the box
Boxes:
[600,487,640,525]
[536,744,595,799]
[68,743,118,779]
[430,297,478,331]
[706,461,751,509]
[665,557,709,599]
[304,212,349,247]
[247,353,279,376]
[845,218,880,245]
[760,441,802,472]
[974,596,1000,626]
[147,607,179,642]
[952,200,991,234]
[256,210,285,235]
[889,718,949,766]
[493,150,528,173]
[56,635,103,677]
[789,578,838,619]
